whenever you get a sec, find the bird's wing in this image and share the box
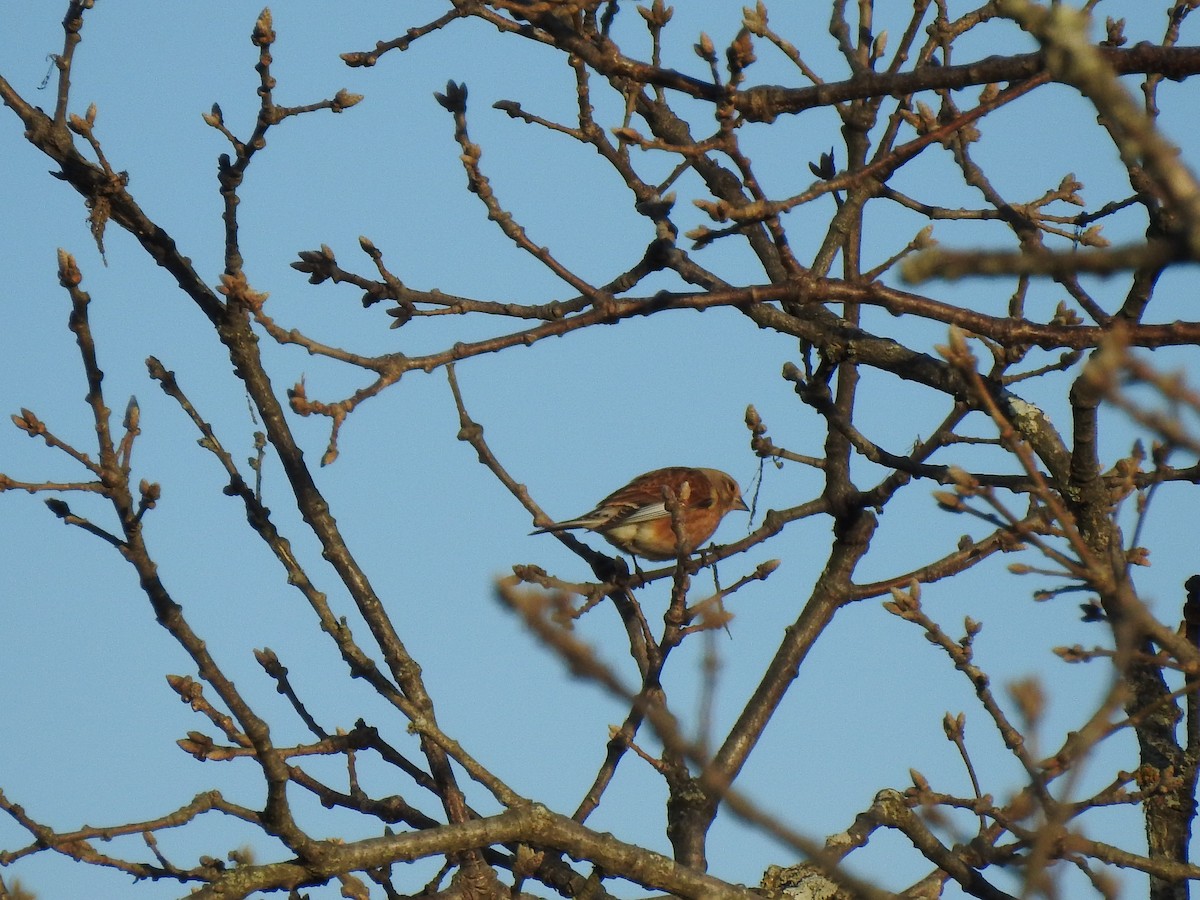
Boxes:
[607,500,669,526]
[535,500,668,534]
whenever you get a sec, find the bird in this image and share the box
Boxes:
[531,467,748,561]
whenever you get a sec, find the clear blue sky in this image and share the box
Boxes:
[1,2,1196,897]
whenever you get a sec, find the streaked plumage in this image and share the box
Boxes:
[532,467,748,561]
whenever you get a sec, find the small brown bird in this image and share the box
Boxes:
[532,467,748,561]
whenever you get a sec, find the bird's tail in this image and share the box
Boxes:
[529,518,592,535]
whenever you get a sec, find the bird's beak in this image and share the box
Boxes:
[736,495,750,512]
